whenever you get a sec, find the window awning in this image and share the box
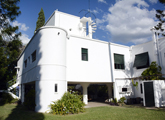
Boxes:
[133,52,149,69]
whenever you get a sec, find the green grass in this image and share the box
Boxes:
[0,104,165,120]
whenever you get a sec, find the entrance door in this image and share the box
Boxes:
[144,82,155,107]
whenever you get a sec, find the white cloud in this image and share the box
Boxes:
[149,0,158,4]
[12,21,29,31]
[97,0,157,44]
[19,34,30,45]
[91,8,103,14]
[98,0,107,4]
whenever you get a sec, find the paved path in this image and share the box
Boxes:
[85,102,110,108]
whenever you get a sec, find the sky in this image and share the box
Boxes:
[13,0,165,46]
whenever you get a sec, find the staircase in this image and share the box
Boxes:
[7,82,19,99]
[5,79,19,99]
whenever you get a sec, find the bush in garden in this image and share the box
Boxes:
[23,89,36,111]
[0,92,14,104]
[109,98,119,106]
[118,97,126,103]
[50,91,85,115]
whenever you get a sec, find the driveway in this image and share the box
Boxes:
[85,102,110,108]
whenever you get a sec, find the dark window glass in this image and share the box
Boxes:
[140,84,143,94]
[31,50,36,62]
[82,48,88,61]
[24,60,27,68]
[133,52,149,69]
[55,84,57,92]
[114,53,125,69]
[122,88,127,92]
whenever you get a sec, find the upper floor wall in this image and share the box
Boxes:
[110,43,131,79]
[130,40,158,77]
[17,26,68,84]
[67,36,112,83]
[44,10,96,39]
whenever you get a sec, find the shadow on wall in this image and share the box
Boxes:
[5,104,44,120]
[158,38,165,74]
[19,30,43,112]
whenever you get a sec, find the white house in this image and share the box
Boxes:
[16,10,165,112]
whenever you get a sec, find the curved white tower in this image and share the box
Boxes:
[35,26,68,112]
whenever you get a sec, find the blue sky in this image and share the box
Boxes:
[13,0,164,46]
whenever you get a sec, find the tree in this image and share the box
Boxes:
[154,0,165,36]
[35,8,45,32]
[0,0,22,89]
[141,61,164,80]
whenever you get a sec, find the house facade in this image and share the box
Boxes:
[16,10,165,112]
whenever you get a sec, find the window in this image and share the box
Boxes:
[133,52,149,69]
[28,56,30,62]
[55,84,58,92]
[82,48,88,61]
[114,53,124,69]
[140,84,143,94]
[122,88,127,92]
[24,59,27,68]
[31,50,36,62]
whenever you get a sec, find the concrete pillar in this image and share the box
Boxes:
[19,84,21,99]
[106,83,113,99]
[21,84,25,103]
[113,82,117,99]
[80,83,90,104]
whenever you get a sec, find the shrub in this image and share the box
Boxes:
[118,97,126,103]
[23,89,36,111]
[1,92,14,104]
[50,91,85,115]
[110,98,118,106]
[112,98,118,104]
[141,61,165,80]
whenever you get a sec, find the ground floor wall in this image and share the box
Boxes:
[19,80,67,112]
[115,79,165,107]
[35,80,67,112]
[18,80,165,112]
[114,79,133,101]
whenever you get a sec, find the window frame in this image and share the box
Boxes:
[114,53,125,70]
[122,88,127,92]
[31,50,36,62]
[133,52,149,69]
[140,83,143,94]
[81,48,88,61]
[55,84,58,93]
[24,59,27,68]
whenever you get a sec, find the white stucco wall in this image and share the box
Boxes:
[157,37,165,74]
[67,36,112,83]
[44,12,55,26]
[54,11,81,36]
[17,26,68,112]
[110,43,131,100]
[153,80,165,107]
[133,80,144,99]
[110,43,131,79]
[131,41,157,77]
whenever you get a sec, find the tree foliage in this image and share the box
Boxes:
[154,0,165,36]
[35,8,45,32]
[141,61,164,80]
[0,0,22,89]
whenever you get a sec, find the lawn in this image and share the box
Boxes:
[0,104,165,120]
